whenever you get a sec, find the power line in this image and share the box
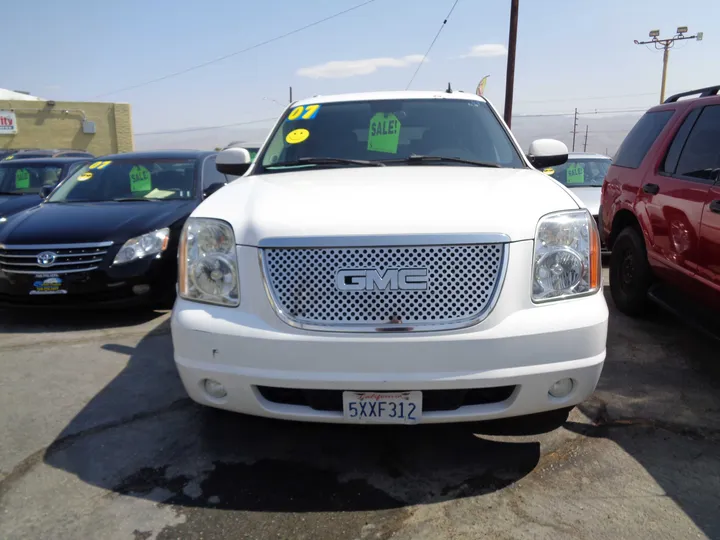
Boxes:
[93,0,379,99]
[515,92,657,104]
[513,107,650,118]
[405,0,460,90]
[135,105,649,137]
[135,116,278,137]
[634,28,704,103]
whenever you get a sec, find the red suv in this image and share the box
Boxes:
[601,85,720,316]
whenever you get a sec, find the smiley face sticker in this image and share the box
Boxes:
[286,128,310,145]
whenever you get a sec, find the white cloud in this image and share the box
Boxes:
[297,55,426,79]
[460,44,508,58]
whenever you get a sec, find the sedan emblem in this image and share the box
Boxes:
[36,251,57,267]
[336,268,428,291]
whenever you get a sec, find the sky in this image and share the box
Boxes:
[3,0,718,153]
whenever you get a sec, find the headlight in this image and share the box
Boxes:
[113,228,170,265]
[178,218,239,306]
[532,210,601,302]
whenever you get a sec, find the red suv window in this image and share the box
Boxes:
[663,105,720,181]
[613,110,674,169]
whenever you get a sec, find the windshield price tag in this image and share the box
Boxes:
[15,169,30,189]
[287,104,321,121]
[89,160,112,170]
[566,164,585,184]
[368,112,401,154]
[129,165,152,192]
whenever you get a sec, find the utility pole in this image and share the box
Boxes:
[583,125,589,152]
[634,27,703,103]
[571,108,578,152]
[289,86,293,103]
[503,0,519,127]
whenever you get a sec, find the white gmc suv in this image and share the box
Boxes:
[171,91,608,425]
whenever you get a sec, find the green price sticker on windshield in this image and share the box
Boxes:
[15,168,30,189]
[566,164,585,184]
[368,112,401,154]
[129,165,152,192]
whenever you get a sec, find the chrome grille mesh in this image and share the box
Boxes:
[262,243,506,331]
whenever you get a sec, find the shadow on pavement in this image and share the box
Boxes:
[0,307,167,334]
[39,286,720,536]
[41,318,561,520]
[561,289,720,539]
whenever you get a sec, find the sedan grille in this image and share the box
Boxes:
[0,242,113,275]
[262,243,506,332]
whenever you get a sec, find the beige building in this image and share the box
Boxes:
[0,89,134,156]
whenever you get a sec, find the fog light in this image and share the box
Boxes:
[549,378,574,398]
[203,379,227,399]
[132,284,151,295]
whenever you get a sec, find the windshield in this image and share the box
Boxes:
[47,158,197,203]
[0,163,64,194]
[543,158,611,187]
[256,98,524,173]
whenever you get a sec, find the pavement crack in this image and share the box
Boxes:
[45,398,194,456]
[594,417,720,441]
[0,398,193,503]
[0,325,171,353]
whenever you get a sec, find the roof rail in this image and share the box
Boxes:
[664,85,720,103]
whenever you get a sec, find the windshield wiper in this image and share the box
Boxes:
[381,155,500,168]
[268,157,385,168]
[0,191,26,196]
[112,197,160,202]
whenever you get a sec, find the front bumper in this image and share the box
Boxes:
[172,241,609,424]
[0,255,175,309]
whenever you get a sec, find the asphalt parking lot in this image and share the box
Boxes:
[1,268,719,540]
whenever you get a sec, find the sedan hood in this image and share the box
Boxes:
[0,200,197,245]
[193,166,580,245]
[0,194,44,218]
[567,186,601,215]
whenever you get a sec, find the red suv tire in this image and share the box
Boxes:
[609,227,653,315]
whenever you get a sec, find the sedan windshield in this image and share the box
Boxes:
[543,158,611,187]
[256,98,525,173]
[47,159,197,202]
[0,163,63,194]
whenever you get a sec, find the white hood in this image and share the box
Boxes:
[194,166,580,246]
[566,186,602,216]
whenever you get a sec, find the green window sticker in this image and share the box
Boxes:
[368,113,401,154]
[129,165,152,192]
[15,168,30,189]
[566,164,585,184]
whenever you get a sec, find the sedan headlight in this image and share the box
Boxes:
[178,218,239,306]
[532,210,601,302]
[113,228,170,265]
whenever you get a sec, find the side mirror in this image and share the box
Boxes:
[203,182,225,199]
[39,185,54,199]
[216,148,252,176]
[527,139,569,169]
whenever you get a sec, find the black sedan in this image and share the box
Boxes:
[0,150,233,308]
[0,157,92,219]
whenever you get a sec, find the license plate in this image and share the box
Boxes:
[29,274,67,295]
[342,391,422,424]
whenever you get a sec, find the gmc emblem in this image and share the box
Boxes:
[335,268,428,291]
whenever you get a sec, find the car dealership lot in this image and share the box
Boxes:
[1,269,719,540]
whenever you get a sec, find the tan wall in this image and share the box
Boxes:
[0,100,134,155]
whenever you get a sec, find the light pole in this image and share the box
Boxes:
[503,0,519,127]
[634,27,703,103]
